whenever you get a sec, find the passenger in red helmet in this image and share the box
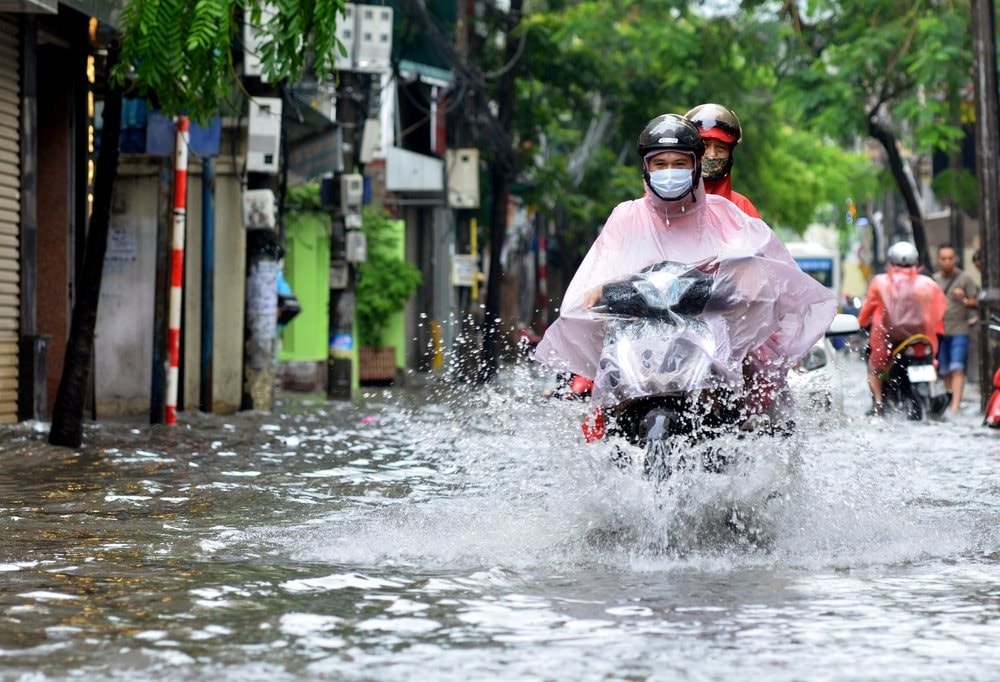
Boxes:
[684,103,760,218]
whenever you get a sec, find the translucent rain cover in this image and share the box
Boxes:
[534,195,838,407]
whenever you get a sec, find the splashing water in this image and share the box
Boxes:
[0,355,998,680]
[278,359,985,574]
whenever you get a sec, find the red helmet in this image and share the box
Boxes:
[684,103,743,146]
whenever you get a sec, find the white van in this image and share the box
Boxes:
[784,241,854,417]
[784,241,841,297]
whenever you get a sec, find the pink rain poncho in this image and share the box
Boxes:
[535,183,838,408]
[857,265,947,373]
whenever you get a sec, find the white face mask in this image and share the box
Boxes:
[648,168,693,199]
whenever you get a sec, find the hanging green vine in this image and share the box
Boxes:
[113,0,347,121]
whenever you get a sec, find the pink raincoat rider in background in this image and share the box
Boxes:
[857,241,947,415]
[534,114,837,439]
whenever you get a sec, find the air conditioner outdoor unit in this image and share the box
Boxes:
[247,97,282,174]
[446,148,480,208]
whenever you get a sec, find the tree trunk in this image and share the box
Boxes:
[49,44,123,448]
[868,114,931,270]
[478,0,523,382]
[480,165,509,381]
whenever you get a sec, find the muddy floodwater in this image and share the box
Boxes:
[1,356,999,681]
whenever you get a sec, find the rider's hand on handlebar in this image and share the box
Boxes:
[583,287,603,309]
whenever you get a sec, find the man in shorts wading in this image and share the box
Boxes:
[933,243,980,414]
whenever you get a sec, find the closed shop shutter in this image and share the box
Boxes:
[0,17,19,424]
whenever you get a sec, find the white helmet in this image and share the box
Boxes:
[887,241,919,267]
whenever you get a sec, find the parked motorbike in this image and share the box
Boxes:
[984,315,1000,428]
[881,333,951,420]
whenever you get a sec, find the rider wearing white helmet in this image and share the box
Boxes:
[887,240,920,267]
[858,240,947,416]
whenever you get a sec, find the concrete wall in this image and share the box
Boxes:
[96,169,158,417]
[183,160,247,414]
[96,155,247,417]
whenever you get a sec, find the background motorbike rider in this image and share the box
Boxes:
[684,103,760,218]
[858,241,947,417]
[534,113,837,439]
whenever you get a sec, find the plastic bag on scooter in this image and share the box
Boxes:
[588,263,741,406]
[536,242,836,408]
[594,316,735,403]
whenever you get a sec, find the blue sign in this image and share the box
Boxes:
[330,333,353,353]
[795,258,834,271]
[146,111,222,158]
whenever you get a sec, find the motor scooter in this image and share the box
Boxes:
[585,261,734,477]
[984,315,1000,428]
[580,259,845,480]
[881,333,950,420]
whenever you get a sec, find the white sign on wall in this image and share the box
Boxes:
[452,254,477,287]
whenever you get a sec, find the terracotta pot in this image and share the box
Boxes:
[359,346,396,383]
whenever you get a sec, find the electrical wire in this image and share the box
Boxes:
[482,30,527,80]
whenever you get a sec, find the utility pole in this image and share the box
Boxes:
[199,157,216,413]
[327,72,360,400]
[479,0,524,382]
[240,92,284,411]
[165,116,190,425]
[971,0,1000,408]
[449,0,481,383]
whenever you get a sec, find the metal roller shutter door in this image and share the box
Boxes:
[0,17,19,424]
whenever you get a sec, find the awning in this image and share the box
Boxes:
[61,0,120,24]
[284,90,342,182]
[397,59,453,88]
[284,90,336,145]
[386,146,443,194]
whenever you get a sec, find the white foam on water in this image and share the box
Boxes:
[267,360,993,575]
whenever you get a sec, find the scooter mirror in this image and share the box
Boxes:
[826,313,861,337]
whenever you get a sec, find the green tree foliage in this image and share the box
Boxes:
[763,0,973,260]
[512,0,881,279]
[113,0,347,120]
[767,0,971,154]
[284,181,326,211]
[356,207,423,349]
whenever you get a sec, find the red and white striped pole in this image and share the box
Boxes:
[165,116,190,425]
[537,229,548,327]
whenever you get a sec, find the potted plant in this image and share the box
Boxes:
[355,206,422,382]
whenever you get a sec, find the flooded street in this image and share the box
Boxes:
[1,355,999,681]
